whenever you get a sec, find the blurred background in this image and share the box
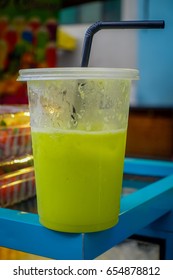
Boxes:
[0,0,173,260]
[1,0,173,160]
[59,0,173,161]
[1,0,172,107]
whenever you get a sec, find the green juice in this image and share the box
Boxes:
[32,128,127,232]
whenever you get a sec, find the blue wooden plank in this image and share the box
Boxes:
[164,236,173,260]
[0,208,83,260]
[84,174,173,259]
[136,221,173,260]
[146,210,173,232]
[136,224,170,240]
[124,158,173,177]
[0,160,173,260]
[123,179,148,189]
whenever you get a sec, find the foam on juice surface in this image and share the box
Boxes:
[31,128,127,232]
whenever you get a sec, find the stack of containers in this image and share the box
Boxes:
[0,105,36,207]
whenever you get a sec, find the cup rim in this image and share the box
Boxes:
[17,67,139,81]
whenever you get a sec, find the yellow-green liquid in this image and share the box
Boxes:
[32,129,127,232]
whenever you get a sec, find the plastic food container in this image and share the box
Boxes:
[0,107,32,160]
[0,154,33,175]
[0,166,36,207]
[0,105,29,114]
[18,67,139,232]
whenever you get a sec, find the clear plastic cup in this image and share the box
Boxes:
[18,67,139,233]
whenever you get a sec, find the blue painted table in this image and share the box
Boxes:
[0,158,173,259]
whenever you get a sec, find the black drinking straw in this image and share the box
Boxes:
[81,20,165,67]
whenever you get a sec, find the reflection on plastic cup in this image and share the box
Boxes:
[18,67,139,233]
